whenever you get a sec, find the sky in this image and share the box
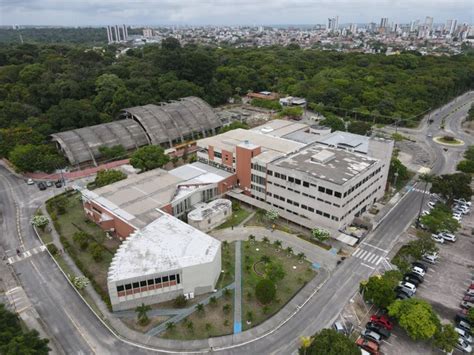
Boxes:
[0,0,472,26]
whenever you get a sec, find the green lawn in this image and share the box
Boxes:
[47,192,120,303]
[160,291,234,340]
[216,207,251,229]
[216,242,236,290]
[241,240,316,330]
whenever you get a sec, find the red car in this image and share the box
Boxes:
[469,284,474,290]
[370,314,393,331]
[356,337,380,355]
[463,295,474,302]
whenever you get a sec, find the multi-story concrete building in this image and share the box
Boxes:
[196,121,393,233]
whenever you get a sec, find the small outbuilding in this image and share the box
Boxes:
[188,199,232,232]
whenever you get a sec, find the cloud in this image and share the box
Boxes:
[0,0,472,26]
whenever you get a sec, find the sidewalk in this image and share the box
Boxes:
[233,241,242,334]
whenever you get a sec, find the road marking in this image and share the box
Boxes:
[360,242,388,253]
[361,263,375,270]
[64,309,97,354]
[375,257,383,265]
[353,249,363,257]
[363,252,372,261]
[358,250,368,259]
[367,254,378,263]
[6,245,47,264]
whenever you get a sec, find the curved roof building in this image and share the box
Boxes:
[51,97,222,166]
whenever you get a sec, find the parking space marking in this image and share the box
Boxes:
[382,340,393,346]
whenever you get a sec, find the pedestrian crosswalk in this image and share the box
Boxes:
[407,187,431,194]
[352,248,385,266]
[7,245,47,265]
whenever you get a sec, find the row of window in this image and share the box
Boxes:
[251,184,265,193]
[269,194,340,221]
[115,274,181,297]
[269,173,341,199]
[269,201,340,222]
[343,177,381,208]
[344,167,382,198]
[251,163,266,173]
[251,174,266,186]
[270,183,340,208]
[197,157,234,173]
[343,186,381,219]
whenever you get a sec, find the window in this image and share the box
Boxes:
[140,280,147,287]
[325,189,333,196]
[177,274,181,284]
[170,275,176,281]
[155,277,161,284]
[214,151,222,158]
[318,186,325,193]
[125,284,132,290]
[295,179,301,185]
[163,276,169,282]
[132,282,139,289]
[334,191,342,198]
[288,177,294,183]
[267,170,273,176]
[303,181,309,188]
[116,285,124,292]
[147,279,154,285]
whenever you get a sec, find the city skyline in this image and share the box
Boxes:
[1,0,472,26]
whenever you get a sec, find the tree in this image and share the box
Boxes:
[255,279,276,304]
[222,303,231,314]
[320,116,345,132]
[98,145,127,162]
[420,204,460,233]
[0,127,44,158]
[265,262,286,282]
[31,215,49,231]
[209,296,217,307]
[311,228,330,242]
[360,270,402,308]
[72,276,90,290]
[166,322,175,332]
[468,308,474,324]
[430,173,472,204]
[130,145,170,172]
[88,242,103,262]
[0,304,50,355]
[388,298,440,340]
[73,231,89,250]
[286,246,293,255]
[388,157,409,188]
[347,121,372,135]
[297,252,306,261]
[273,240,282,248]
[218,121,249,134]
[298,328,359,355]
[8,144,65,173]
[433,324,458,353]
[173,294,188,308]
[457,159,474,173]
[94,169,127,187]
[196,303,204,314]
[279,107,303,119]
[265,209,279,223]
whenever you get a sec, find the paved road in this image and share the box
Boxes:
[0,92,472,355]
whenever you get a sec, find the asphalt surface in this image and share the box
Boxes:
[0,92,472,355]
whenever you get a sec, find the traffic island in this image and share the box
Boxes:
[433,135,464,146]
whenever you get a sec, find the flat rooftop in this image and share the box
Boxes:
[83,163,233,228]
[317,131,370,154]
[108,212,221,282]
[188,199,232,221]
[251,119,308,137]
[83,169,184,228]
[197,127,304,155]
[273,144,377,185]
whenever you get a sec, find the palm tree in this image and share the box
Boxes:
[166,322,175,332]
[300,336,313,355]
[260,255,271,264]
[248,234,256,242]
[135,303,151,326]
[262,236,270,243]
[186,320,194,332]
[196,303,204,314]
[417,173,433,226]
[297,252,306,261]
[222,240,229,249]
[223,303,231,314]
[209,296,217,307]
[223,288,231,298]
[246,310,254,323]
[286,246,293,255]
[274,240,282,249]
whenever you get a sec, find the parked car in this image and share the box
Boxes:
[431,234,445,244]
[460,301,474,310]
[453,198,472,207]
[396,291,411,300]
[355,338,380,355]
[457,320,472,333]
[412,261,428,272]
[27,178,34,185]
[427,201,437,209]
[466,289,474,296]
[405,271,424,283]
[370,314,393,331]
[463,295,474,302]
[455,338,473,353]
[453,205,470,214]
[422,254,438,264]
[395,286,415,297]
[55,180,62,188]
[456,313,473,326]
[361,329,382,344]
[469,284,474,290]
[365,322,391,339]
[452,214,462,222]
[455,327,473,343]
[37,182,46,191]
[439,232,456,242]
[403,276,421,286]
[421,210,430,216]
[333,321,346,334]
[398,281,416,293]
[411,266,426,277]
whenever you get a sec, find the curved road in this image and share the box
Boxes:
[0,92,472,354]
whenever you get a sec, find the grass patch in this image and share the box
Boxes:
[216,207,251,229]
[435,136,464,145]
[47,192,121,309]
[216,242,236,290]
[123,316,169,333]
[241,240,316,330]
[160,292,234,340]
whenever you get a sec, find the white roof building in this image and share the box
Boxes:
[107,211,221,311]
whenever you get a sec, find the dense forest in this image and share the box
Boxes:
[0,38,473,171]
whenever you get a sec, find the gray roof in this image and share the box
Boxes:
[51,119,148,166]
[122,97,221,146]
[316,131,370,154]
[52,97,222,165]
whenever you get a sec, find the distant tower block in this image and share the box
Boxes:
[106,26,112,43]
[115,25,121,41]
[122,24,128,41]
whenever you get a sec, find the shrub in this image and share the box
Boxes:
[73,231,89,250]
[255,279,276,305]
[94,169,126,187]
[47,243,58,255]
[173,294,188,308]
[88,242,103,262]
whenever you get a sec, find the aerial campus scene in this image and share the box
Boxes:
[0,0,473,354]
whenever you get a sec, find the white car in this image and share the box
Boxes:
[455,327,473,343]
[422,252,439,264]
[452,214,462,222]
[427,201,437,209]
[398,281,417,293]
[421,210,430,216]
[27,178,34,185]
[439,232,456,242]
[454,199,472,207]
[431,234,445,244]
[456,338,473,353]
[454,205,470,214]
[412,266,426,277]
[467,289,474,296]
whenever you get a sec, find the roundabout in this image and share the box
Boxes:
[433,135,465,146]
